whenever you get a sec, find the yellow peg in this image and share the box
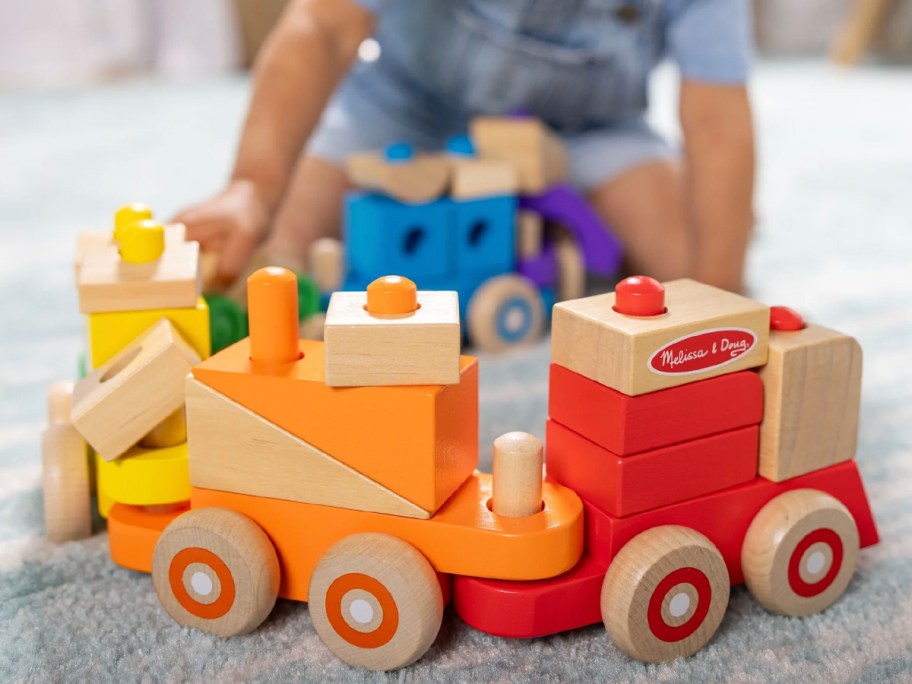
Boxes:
[119,219,165,264]
[113,203,153,243]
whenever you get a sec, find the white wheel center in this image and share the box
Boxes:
[806,550,826,575]
[349,598,375,625]
[505,308,524,332]
[190,571,214,596]
[668,592,691,618]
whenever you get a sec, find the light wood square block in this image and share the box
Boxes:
[470,117,568,194]
[186,379,430,519]
[72,319,200,461]
[347,152,451,203]
[551,279,770,396]
[77,239,201,313]
[450,158,518,200]
[74,224,187,279]
[324,290,461,387]
[758,324,862,482]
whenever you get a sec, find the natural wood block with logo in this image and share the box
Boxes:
[551,279,769,396]
[758,324,862,482]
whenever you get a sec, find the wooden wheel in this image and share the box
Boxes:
[553,233,585,302]
[601,526,729,663]
[42,424,92,542]
[466,275,544,352]
[42,381,92,542]
[742,489,859,617]
[152,507,279,637]
[309,533,443,671]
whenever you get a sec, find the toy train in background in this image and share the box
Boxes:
[175,115,622,354]
[305,115,624,351]
[44,207,878,670]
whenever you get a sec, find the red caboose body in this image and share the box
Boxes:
[455,277,878,662]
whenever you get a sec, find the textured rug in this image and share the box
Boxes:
[1,61,911,682]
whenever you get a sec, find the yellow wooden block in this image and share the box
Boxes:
[72,319,200,461]
[758,324,862,482]
[449,158,518,200]
[97,481,115,519]
[186,379,430,519]
[141,407,188,449]
[551,279,769,396]
[347,152,451,203]
[324,289,461,387]
[470,117,568,193]
[77,239,201,313]
[87,297,211,368]
[95,442,191,507]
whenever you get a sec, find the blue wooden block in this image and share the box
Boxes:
[345,193,453,282]
[451,196,517,275]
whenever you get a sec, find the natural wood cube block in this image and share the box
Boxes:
[76,239,201,313]
[72,319,200,460]
[470,117,568,194]
[450,158,518,199]
[758,324,862,482]
[551,279,770,396]
[324,290,461,387]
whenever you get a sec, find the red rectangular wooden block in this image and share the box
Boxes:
[548,364,763,455]
[546,419,759,518]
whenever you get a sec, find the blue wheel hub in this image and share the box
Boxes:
[495,296,534,343]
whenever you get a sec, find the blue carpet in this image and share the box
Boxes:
[1,61,911,682]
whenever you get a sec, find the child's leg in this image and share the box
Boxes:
[588,159,692,282]
[264,155,349,260]
[563,120,692,283]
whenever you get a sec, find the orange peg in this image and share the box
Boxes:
[247,267,302,365]
[366,276,418,315]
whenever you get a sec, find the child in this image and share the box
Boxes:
[179,0,755,293]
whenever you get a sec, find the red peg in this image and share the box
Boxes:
[770,306,805,331]
[613,276,666,317]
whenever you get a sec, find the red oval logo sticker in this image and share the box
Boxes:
[648,328,757,375]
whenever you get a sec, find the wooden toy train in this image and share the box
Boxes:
[43,205,877,671]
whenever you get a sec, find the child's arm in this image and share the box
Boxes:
[680,81,755,292]
[177,0,374,287]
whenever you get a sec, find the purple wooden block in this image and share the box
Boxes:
[519,184,623,276]
[517,244,558,287]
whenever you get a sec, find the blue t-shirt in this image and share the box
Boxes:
[349,0,752,131]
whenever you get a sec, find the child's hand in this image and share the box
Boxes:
[175,179,271,290]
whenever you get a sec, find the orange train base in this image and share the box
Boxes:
[107,471,583,602]
[453,459,879,638]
